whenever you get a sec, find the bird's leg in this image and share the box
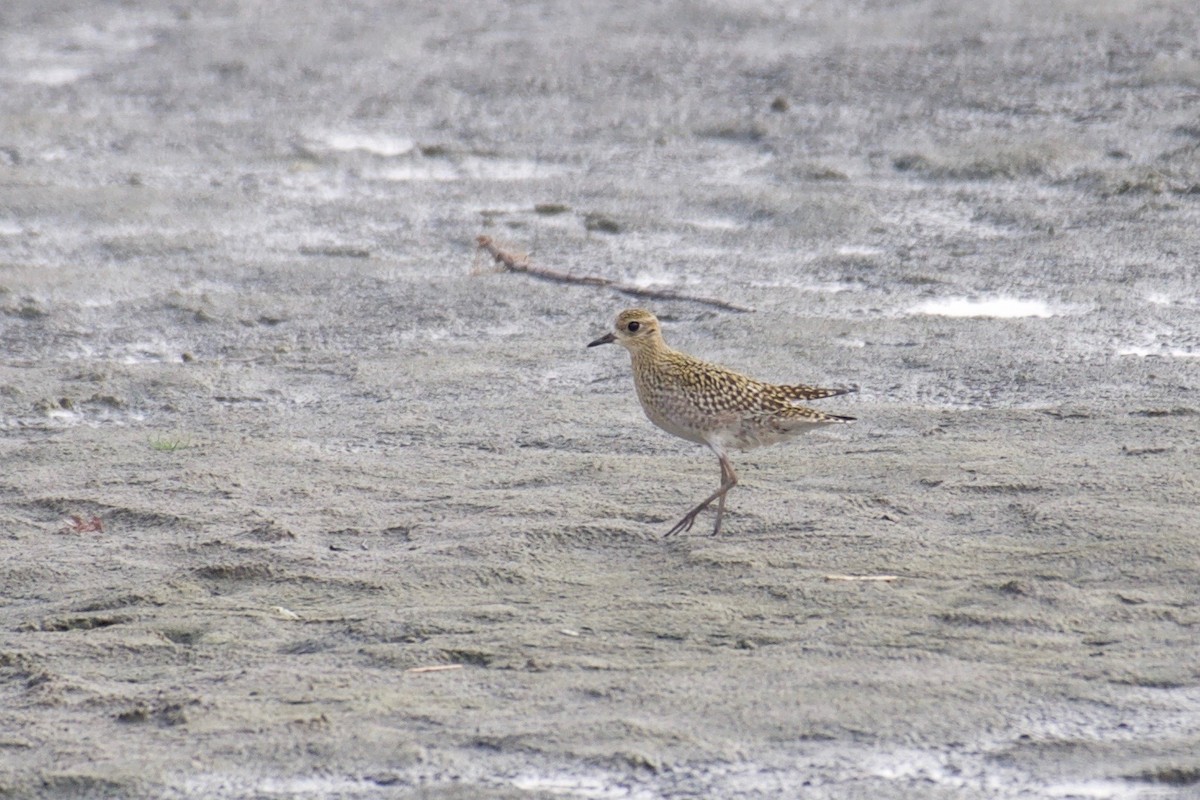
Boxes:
[711,454,738,536]
[664,451,738,538]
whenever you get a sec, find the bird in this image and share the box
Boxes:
[588,308,855,537]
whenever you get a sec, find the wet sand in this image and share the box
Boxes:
[2,1,1199,797]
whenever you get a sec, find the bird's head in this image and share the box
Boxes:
[587,308,664,352]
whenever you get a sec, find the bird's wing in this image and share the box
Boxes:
[776,383,857,402]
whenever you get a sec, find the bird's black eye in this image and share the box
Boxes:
[627,321,640,332]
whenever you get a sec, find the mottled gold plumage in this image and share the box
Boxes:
[588,308,855,537]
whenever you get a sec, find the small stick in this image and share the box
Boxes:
[59,514,104,534]
[475,235,755,313]
[823,574,899,582]
[405,664,465,674]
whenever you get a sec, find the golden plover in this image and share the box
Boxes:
[588,308,855,537]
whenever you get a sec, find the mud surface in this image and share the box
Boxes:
[2,2,1199,798]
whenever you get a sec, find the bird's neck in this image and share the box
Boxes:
[627,337,675,367]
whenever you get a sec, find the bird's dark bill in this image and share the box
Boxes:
[587,332,616,348]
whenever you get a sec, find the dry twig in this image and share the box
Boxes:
[405,664,465,674]
[823,574,899,582]
[475,235,754,313]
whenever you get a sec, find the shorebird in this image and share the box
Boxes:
[588,308,855,537]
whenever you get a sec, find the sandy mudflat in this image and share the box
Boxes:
[2,1,1199,798]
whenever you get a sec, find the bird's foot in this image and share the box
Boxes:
[664,509,701,538]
